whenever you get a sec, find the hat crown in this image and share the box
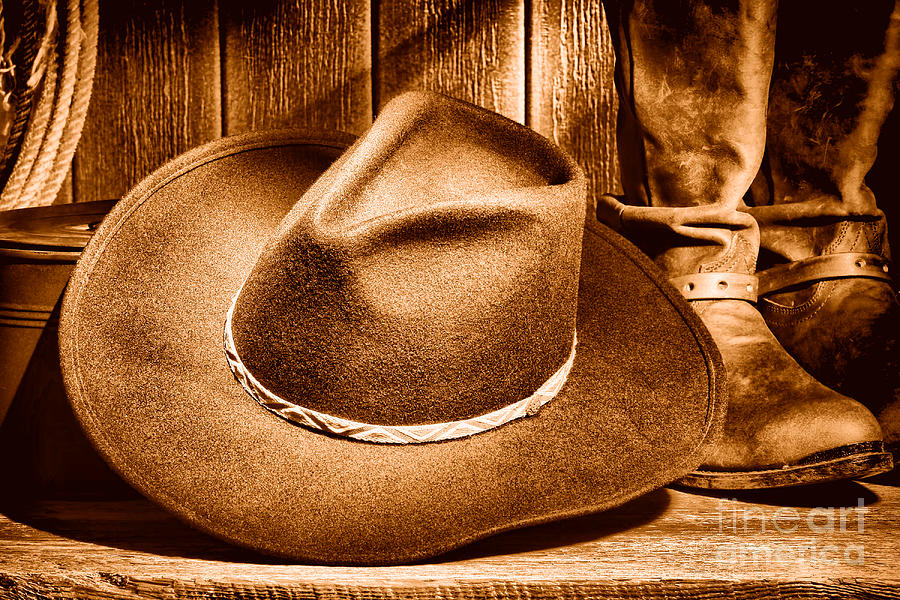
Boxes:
[229,93,586,430]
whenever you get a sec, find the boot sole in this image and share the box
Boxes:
[676,441,894,490]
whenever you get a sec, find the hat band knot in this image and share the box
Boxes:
[223,300,577,444]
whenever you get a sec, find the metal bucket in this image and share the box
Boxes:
[0,200,123,497]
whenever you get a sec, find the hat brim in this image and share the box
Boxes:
[60,131,725,565]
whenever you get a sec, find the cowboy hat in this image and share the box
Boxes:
[59,92,725,565]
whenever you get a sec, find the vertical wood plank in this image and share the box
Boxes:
[52,171,73,205]
[222,0,372,135]
[377,0,526,122]
[73,0,221,203]
[529,0,620,197]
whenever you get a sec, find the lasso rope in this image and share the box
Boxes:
[44,0,96,202]
[1,2,58,207]
[0,1,58,207]
[0,0,98,210]
[0,0,41,179]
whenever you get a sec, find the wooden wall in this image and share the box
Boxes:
[68,0,620,207]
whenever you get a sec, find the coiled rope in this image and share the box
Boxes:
[0,0,98,210]
[0,0,38,180]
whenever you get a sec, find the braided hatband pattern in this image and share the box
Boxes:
[223,300,577,444]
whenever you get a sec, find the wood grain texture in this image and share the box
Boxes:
[529,0,620,198]
[72,0,221,203]
[53,170,73,205]
[1,481,899,598]
[221,0,372,135]
[377,0,525,121]
[1,577,898,600]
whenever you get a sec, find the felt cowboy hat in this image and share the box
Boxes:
[59,92,726,565]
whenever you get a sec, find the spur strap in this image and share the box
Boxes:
[757,253,892,296]
[670,273,759,302]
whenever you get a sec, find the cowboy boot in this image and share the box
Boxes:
[747,0,900,461]
[599,0,893,488]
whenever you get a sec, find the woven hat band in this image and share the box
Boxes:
[223,299,577,444]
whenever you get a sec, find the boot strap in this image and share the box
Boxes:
[670,273,758,302]
[757,253,892,296]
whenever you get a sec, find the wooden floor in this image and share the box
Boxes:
[1,475,899,599]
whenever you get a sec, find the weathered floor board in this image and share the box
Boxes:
[1,480,898,598]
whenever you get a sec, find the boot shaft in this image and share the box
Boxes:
[749,0,900,264]
[603,0,900,274]
[602,0,775,275]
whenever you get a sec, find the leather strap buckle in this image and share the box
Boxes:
[670,273,759,302]
[757,253,892,296]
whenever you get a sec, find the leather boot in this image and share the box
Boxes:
[600,0,893,488]
[747,0,900,460]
